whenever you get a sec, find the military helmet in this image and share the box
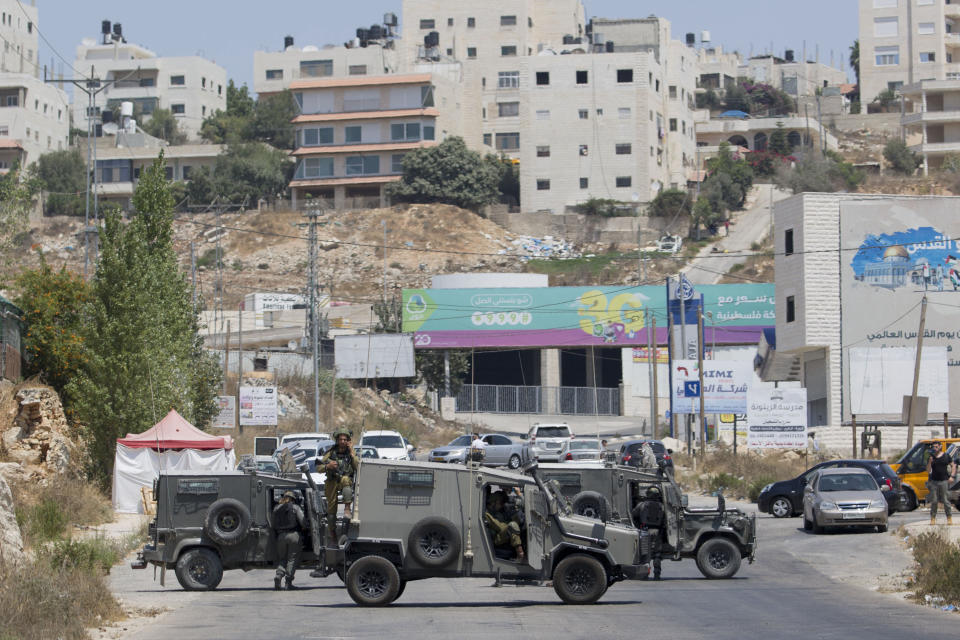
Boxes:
[282,490,297,501]
[333,427,353,439]
[645,486,661,498]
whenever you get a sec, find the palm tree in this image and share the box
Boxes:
[849,40,860,87]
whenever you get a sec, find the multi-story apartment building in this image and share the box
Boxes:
[901,79,960,172]
[0,1,69,169]
[858,0,960,105]
[740,54,847,99]
[696,46,742,93]
[72,24,226,140]
[287,73,471,209]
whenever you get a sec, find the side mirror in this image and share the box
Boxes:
[681,495,689,508]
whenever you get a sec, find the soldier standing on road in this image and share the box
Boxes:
[926,442,956,525]
[632,486,666,580]
[320,428,361,540]
[272,490,306,590]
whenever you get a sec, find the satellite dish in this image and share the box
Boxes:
[102,122,120,136]
[287,340,298,351]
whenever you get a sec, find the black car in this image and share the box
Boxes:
[757,459,903,518]
[618,439,674,474]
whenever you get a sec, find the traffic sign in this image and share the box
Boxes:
[683,381,701,398]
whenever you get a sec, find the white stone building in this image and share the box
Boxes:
[739,55,847,101]
[72,24,226,140]
[901,78,960,173]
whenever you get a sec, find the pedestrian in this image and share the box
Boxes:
[724,219,730,237]
[926,442,956,525]
[470,432,487,462]
[320,427,360,541]
[632,486,665,579]
[272,490,306,590]
[601,439,608,450]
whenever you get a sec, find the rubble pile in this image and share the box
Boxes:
[0,386,75,484]
[509,235,582,261]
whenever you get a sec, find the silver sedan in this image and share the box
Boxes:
[803,467,888,533]
[557,438,602,463]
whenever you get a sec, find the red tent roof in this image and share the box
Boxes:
[117,409,233,450]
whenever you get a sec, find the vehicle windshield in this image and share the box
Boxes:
[363,435,405,449]
[257,461,279,474]
[448,435,473,446]
[569,440,600,450]
[819,473,878,492]
[536,427,570,438]
[628,442,665,454]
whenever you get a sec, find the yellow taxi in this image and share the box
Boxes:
[890,438,960,510]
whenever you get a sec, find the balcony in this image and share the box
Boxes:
[902,109,960,126]
[908,140,960,155]
[946,3,960,19]
[945,32,960,49]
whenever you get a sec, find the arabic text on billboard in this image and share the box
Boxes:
[670,359,752,414]
[212,396,235,429]
[747,388,808,449]
[239,386,278,426]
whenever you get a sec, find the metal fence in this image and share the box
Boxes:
[455,385,620,416]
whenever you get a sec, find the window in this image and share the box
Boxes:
[918,22,935,35]
[874,17,898,38]
[349,65,368,75]
[345,126,362,143]
[596,108,603,116]
[498,71,520,89]
[655,79,660,92]
[536,71,550,86]
[467,17,475,28]
[421,85,435,107]
[97,159,132,183]
[447,18,454,26]
[182,166,192,180]
[669,85,677,98]
[302,127,333,146]
[536,146,550,157]
[579,144,589,156]
[536,109,550,120]
[420,19,435,29]
[202,105,206,116]
[391,154,406,173]
[785,229,794,256]
[501,15,517,26]
[390,122,422,141]
[615,176,632,188]
[501,45,517,56]
[498,102,519,117]
[139,77,155,87]
[201,77,206,88]
[618,107,631,119]
[467,47,477,59]
[424,124,435,140]
[300,59,333,78]
[669,118,677,131]
[888,80,904,91]
[218,85,223,95]
[578,109,588,119]
[537,179,550,190]
[0,126,7,135]
[873,0,897,6]
[786,296,795,323]
[615,143,632,155]
[576,70,588,84]
[617,68,633,83]
[495,132,519,150]
[580,178,588,189]
[483,133,492,146]
[920,51,936,63]
[298,157,334,179]
[171,103,185,114]
[170,75,185,86]
[875,45,900,66]
[346,156,380,175]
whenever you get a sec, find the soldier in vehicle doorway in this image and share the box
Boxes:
[320,427,361,540]
[272,490,306,590]
[485,490,525,562]
[632,486,666,580]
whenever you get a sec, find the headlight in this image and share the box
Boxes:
[820,501,837,510]
[451,449,464,456]
[871,499,887,508]
[761,483,773,494]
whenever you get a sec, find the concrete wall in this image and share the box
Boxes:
[488,209,663,245]
[826,112,901,135]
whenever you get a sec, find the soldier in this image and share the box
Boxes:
[632,486,665,580]
[640,442,658,471]
[484,490,525,561]
[319,427,361,541]
[272,490,305,590]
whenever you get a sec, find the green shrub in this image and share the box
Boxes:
[747,475,777,502]
[23,498,68,541]
[196,248,223,268]
[574,197,631,217]
[884,139,921,175]
[39,538,122,575]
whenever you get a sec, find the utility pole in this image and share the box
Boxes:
[237,302,243,433]
[306,204,322,433]
[697,307,706,455]
[906,296,928,448]
[651,313,659,440]
[190,242,197,310]
[222,320,231,394]
[382,220,388,303]
[646,308,656,436]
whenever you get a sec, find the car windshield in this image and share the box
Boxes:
[569,440,600,450]
[363,435,404,448]
[536,427,570,438]
[819,473,878,492]
[448,435,472,446]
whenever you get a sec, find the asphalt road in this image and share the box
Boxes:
[105,503,958,640]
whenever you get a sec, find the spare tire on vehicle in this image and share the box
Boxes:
[571,491,612,522]
[203,498,252,546]
[407,516,461,568]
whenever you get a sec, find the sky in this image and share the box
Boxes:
[36,0,858,95]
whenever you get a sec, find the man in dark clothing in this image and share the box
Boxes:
[927,442,956,525]
[632,486,665,579]
[273,490,306,590]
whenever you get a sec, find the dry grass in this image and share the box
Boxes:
[674,445,820,501]
[906,529,960,606]
[11,476,113,547]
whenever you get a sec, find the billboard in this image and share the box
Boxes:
[402,284,774,348]
[840,199,960,419]
[848,347,949,415]
[669,359,753,414]
[239,386,278,426]
[334,334,416,379]
[747,388,808,449]
[212,396,235,429]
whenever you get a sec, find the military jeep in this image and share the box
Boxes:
[536,462,757,579]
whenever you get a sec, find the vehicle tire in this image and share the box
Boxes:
[552,554,608,605]
[345,556,400,606]
[508,454,522,469]
[571,491,612,522]
[812,513,824,535]
[407,517,461,568]
[803,512,812,531]
[174,547,223,591]
[902,487,918,512]
[203,498,251,546]
[335,566,345,583]
[695,538,742,579]
[393,579,406,602]
[877,524,888,533]
[769,496,793,518]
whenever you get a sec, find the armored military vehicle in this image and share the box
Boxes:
[536,461,757,579]
[134,460,652,606]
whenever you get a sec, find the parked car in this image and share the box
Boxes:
[802,467,888,534]
[429,434,473,464]
[558,438,602,463]
[279,432,332,449]
[430,434,531,469]
[526,423,572,462]
[617,439,674,475]
[656,234,683,253]
[360,430,413,460]
[890,438,960,510]
[757,459,903,518]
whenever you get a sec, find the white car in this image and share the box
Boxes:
[279,432,332,449]
[360,430,413,461]
[526,423,572,462]
[656,234,683,253]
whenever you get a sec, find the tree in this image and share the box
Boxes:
[722,84,752,113]
[0,162,37,263]
[873,88,898,109]
[696,89,722,111]
[768,122,793,156]
[31,148,87,216]
[775,151,864,193]
[884,139,921,175]
[200,81,255,144]
[647,188,691,218]
[849,40,860,88]
[14,257,91,394]
[386,137,503,212]
[141,108,187,144]
[201,82,295,149]
[249,90,297,150]
[67,152,221,485]
[703,142,753,210]
[742,82,795,115]
[415,350,470,396]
